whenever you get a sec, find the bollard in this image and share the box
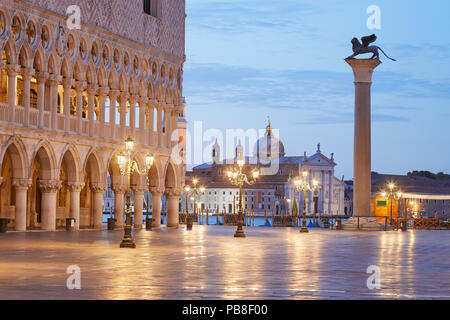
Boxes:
[186,216,193,230]
[145,217,153,231]
[107,218,116,230]
[66,218,76,231]
[0,219,9,233]
[401,220,408,232]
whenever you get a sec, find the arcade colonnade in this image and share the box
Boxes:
[0,4,187,231]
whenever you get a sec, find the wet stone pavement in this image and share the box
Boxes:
[0,225,449,300]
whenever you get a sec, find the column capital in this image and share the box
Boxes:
[129,94,139,104]
[112,185,128,194]
[62,77,73,89]
[109,89,120,99]
[87,83,98,94]
[5,64,20,75]
[74,80,87,91]
[150,186,165,196]
[91,182,107,193]
[119,91,130,100]
[39,180,62,193]
[67,182,85,192]
[98,86,110,97]
[36,71,49,83]
[132,185,148,195]
[12,179,32,190]
[21,67,35,79]
[139,96,149,105]
[48,73,62,85]
[165,187,183,198]
[345,58,382,83]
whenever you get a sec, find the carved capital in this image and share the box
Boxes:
[112,185,128,194]
[98,86,110,97]
[132,185,148,195]
[87,84,98,95]
[22,67,35,79]
[5,64,20,76]
[67,182,85,193]
[119,92,130,103]
[39,180,62,193]
[139,97,149,105]
[74,80,87,91]
[109,89,120,100]
[149,186,165,196]
[36,71,49,83]
[12,179,32,190]
[91,183,107,193]
[62,77,73,89]
[165,187,183,198]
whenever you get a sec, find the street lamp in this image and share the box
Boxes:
[293,170,319,233]
[380,182,403,222]
[184,178,206,220]
[117,137,154,248]
[226,157,259,238]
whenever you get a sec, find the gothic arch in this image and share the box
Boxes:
[33,46,45,71]
[30,140,58,180]
[4,38,17,64]
[97,64,107,87]
[0,136,28,179]
[83,148,105,184]
[85,62,97,85]
[60,56,73,78]
[164,160,180,190]
[58,144,82,183]
[18,42,32,68]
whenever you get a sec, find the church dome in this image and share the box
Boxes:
[254,121,285,160]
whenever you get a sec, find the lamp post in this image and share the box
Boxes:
[381,182,402,223]
[184,178,206,221]
[226,157,259,238]
[294,170,319,233]
[117,137,154,248]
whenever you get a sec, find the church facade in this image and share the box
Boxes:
[184,122,346,217]
[0,0,187,231]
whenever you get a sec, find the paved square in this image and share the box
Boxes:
[0,226,449,300]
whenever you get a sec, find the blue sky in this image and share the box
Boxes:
[183,0,450,179]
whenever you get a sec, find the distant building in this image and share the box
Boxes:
[345,173,450,218]
[183,121,346,216]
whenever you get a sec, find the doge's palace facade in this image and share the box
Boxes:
[0,0,187,231]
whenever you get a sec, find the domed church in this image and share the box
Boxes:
[183,121,346,217]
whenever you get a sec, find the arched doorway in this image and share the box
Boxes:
[164,162,181,228]
[83,151,106,229]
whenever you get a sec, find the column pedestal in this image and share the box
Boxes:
[39,180,61,231]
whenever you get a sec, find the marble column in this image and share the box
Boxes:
[12,179,32,231]
[148,101,155,145]
[129,94,137,135]
[156,106,163,147]
[98,87,109,135]
[22,68,34,127]
[132,186,146,229]
[91,183,107,229]
[109,89,119,139]
[87,84,97,136]
[150,187,164,228]
[62,78,73,132]
[36,72,49,128]
[165,188,182,228]
[164,105,170,147]
[119,92,129,139]
[328,170,333,214]
[48,74,61,130]
[68,182,84,230]
[321,170,325,214]
[6,64,19,123]
[139,97,148,144]
[39,180,61,231]
[113,185,126,228]
[74,81,86,134]
[346,59,381,217]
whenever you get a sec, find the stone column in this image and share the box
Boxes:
[68,182,84,230]
[321,170,325,214]
[113,185,126,228]
[48,74,61,130]
[98,86,109,134]
[132,186,146,229]
[22,68,34,127]
[36,72,49,128]
[109,89,119,139]
[346,59,381,217]
[62,78,73,132]
[139,97,148,144]
[91,183,107,229]
[129,94,137,134]
[74,81,86,134]
[148,101,155,145]
[6,64,19,122]
[156,105,163,147]
[12,179,32,231]
[150,187,164,228]
[119,92,129,138]
[164,104,170,147]
[87,84,97,136]
[165,188,182,228]
[39,180,61,231]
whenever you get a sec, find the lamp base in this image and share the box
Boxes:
[234,230,246,238]
[120,239,136,248]
[300,227,309,233]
